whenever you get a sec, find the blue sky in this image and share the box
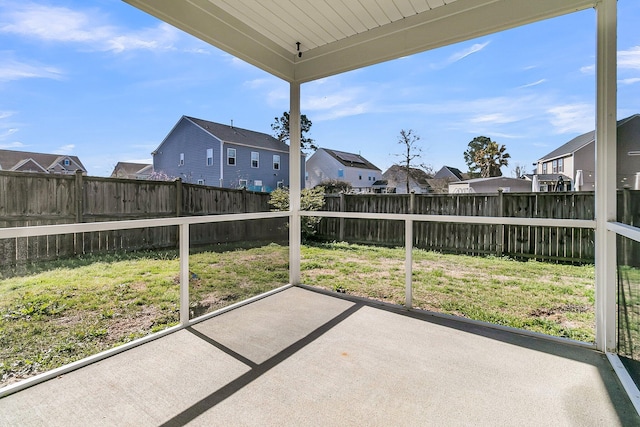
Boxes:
[1,0,639,177]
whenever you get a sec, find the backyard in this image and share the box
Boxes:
[0,241,598,388]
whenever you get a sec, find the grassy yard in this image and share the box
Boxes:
[1,241,599,388]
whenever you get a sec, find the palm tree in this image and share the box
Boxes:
[474,141,510,178]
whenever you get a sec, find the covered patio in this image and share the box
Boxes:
[2,0,640,424]
[2,286,638,425]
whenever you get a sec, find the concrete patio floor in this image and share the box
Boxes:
[1,285,638,426]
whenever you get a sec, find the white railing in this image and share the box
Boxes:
[0,209,599,397]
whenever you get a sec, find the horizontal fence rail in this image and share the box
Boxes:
[315,190,640,264]
[0,170,284,268]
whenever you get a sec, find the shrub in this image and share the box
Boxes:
[269,187,325,239]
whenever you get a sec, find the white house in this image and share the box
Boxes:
[448,176,532,194]
[305,148,381,192]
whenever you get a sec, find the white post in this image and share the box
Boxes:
[179,223,190,325]
[594,0,617,353]
[289,82,302,285]
[405,219,413,308]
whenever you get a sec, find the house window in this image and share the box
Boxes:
[227,148,236,165]
[179,153,184,166]
[273,155,280,170]
[277,181,284,189]
[558,158,563,173]
[338,169,344,178]
[542,163,547,174]
[239,179,248,188]
[197,179,205,185]
[206,148,213,166]
[63,159,70,166]
[552,160,558,174]
[254,180,263,188]
[251,152,259,168]
[305,172,309,181]
[359,174,362,180]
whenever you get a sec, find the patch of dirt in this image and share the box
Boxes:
[104,306,165,344]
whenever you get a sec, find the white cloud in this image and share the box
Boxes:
[0,3,197,54]
[619,46,640,70]
[519,79,546,89]
[470,113,520,124]
[619,77,640,85]
[0,128,18,139]
[0,111,15,120]
[55,144,75,154]
[0,57,64,82]
[580,65,595,74]
[432,41,490,69]
[0,141,25,149]
[547,104,594,134]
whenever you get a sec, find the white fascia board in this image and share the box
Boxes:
[294,0,596,83]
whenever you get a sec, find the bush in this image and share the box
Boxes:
[317,179,352,194]
[269,187,325,239]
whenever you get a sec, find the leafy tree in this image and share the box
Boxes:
[271,111,317,152]
[511,162,526,179]
[394,129,426,193]
[147,171,176,181]
[268,186,325,239]
[463,136,510,178]
[317,179,352,194]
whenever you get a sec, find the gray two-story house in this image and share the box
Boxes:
[153,116,304,192]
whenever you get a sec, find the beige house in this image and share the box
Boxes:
[535,114,640,191]
[0,149,86,175]
[110,162,153,180]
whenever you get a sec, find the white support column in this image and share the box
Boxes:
[289,82,302,285]
[179,223,190,325]
[594,0,617,353]
[405,219,413,308]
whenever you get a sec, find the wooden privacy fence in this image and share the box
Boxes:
[316,190,640,264]
[0,170,286,268]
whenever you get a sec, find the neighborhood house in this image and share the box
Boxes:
[152,116,305,192]
[0,149,86,175]
[110,162,154,180]
[306,148,381,192]
[534,113,640,191]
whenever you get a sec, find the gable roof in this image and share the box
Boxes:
[111,162,153,178]
[538,114,640,161]
[0,149,86,173]
[434,165,465,181]
[185,116,291,153]
[321,148,380,171]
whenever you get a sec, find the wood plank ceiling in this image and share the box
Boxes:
[124,0,596,83]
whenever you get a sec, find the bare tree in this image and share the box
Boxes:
[394,129,425,193]
[511,163,526,178]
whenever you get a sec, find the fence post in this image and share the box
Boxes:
[176,178,183,217]
[623,186,631,265]
[497,189,504,257]
[179,223,190,325]
[405,219,413,308]
[339,192,345,242]
[74,170,83,223]
[410,192,415,214]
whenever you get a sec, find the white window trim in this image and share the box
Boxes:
[273,154,280,170]
[251,151,259,168]
[227,148,236,165]
[179,153,184,166]
[206,148,213,166]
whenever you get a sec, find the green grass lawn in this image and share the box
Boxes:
[0,241,601,388]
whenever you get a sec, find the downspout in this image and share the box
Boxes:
[219,139,224,188]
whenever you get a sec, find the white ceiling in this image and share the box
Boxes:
[124,0,596,83]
